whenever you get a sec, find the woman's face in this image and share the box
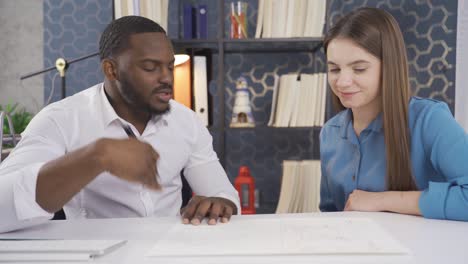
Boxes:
[326,38,382,113]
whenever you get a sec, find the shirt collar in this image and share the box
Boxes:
[336,108,383,139]
[367,112,383,133]
[98,83,170,128]
[99,83,121,127]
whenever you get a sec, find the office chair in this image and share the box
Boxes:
[180,170,193,208]
[52,171,193,220]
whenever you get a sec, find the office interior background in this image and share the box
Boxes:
[1,0,467,213]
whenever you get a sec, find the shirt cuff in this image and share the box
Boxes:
[13,163,54,220]
[419,181,451,219]
[215,192,241,215]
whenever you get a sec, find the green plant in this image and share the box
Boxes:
[1,103,34,135]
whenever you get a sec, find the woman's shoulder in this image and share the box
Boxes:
[409,97,454,134]
[409,96,451,118]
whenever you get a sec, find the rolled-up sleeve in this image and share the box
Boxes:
[183,115,240,214]
[0,163,53,233]
[0,110,66,232]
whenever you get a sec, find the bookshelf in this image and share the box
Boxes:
[169,0,329,213]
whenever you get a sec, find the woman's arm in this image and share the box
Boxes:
[417,103,468,220]
[344,190,422,216]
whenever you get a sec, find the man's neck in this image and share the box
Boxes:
[115,106,150,135]
[103,81,150,134]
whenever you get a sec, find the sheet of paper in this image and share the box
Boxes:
[146,217,409,257]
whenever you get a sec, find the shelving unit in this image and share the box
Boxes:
[171,0,328,213]
[172,37,323,53]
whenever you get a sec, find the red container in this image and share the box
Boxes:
[234,166,256,214]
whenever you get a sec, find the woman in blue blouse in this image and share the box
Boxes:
[320,7,468,221]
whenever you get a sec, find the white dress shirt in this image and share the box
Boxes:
[0,83,239,233]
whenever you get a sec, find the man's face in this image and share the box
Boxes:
[115,32,175,115]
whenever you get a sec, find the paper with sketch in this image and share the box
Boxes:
[146,217,409,257]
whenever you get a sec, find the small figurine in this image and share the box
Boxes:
[230,77,255,127]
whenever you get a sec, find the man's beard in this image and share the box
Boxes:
[119,76,171,116]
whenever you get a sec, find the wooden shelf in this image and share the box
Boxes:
[224,37,323,53]
[226,126,322,131]
[171,37,323,53]
[171,38,218,50]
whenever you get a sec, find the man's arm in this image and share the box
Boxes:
[181,161,240,225]
[175,110,240,225]
[0,114,161,233]
[37,138,161,213]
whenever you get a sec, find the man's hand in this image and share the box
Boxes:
[98,138,161,190]
[181,196,237,225]
[344,189,384,212]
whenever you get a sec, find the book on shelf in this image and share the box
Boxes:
[193,56,209,126]
[183,3,195,39]
[255,0,326,38]
[268,73,327,127]
[292,0,307,37]
[197,4,208,39]
[271,0,288,38]
[183,3,208,39]
[114,0,169,32]
[284,0,296,37]
[303,0,326,37]
[267,74,280,126]
[276,160,321,214]
[254,0,265,38]
[261,0,272,38]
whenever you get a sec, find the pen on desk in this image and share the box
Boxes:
[122,124,136,138]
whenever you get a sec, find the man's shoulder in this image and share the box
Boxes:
[168,100,197,120]
[41,84,101,115]
[32,84,102,129]
[166,100,207,134]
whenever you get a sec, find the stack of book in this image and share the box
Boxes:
[276,160,321,214]
[268,73,327,127]
[255,0,327,38]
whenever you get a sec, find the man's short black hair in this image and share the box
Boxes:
[99,16,166,61]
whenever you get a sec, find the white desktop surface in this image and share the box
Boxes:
[1,211,466,264]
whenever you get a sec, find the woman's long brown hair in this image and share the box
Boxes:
[323,7,417,191]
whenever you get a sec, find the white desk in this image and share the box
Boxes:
[1,212,467,264]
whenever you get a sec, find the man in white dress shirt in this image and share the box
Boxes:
[0,16,239,233]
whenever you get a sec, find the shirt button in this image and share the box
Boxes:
[352,175,356,181]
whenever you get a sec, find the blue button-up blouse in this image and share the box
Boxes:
[319,97,468,220]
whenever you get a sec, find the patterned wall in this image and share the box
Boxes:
[43,0,112,102]
[43,0,458,213]
[327,0,457,110]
